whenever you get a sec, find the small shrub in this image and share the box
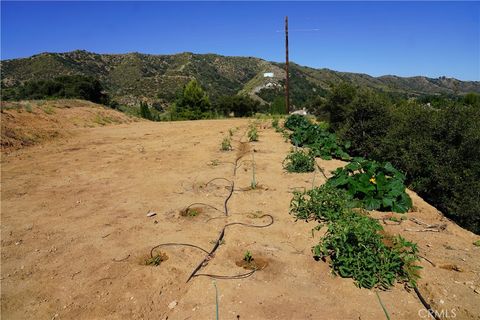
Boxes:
[314,213,421,289]
[145,252,168,266]
[327,158,412,213]
[290,184,421,289]
[24,104,33,113]
[248,127,258,142]
[243,251,253,263]
[221,137,232,151]
[283,149,315,173]
[290,184,354,222]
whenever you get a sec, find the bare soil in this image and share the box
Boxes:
[1,105,479,319]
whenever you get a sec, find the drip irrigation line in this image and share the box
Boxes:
[150,243,210,257]
[205,177,233,186]
[414,286,442,320]
[184,202,224,214]
[316,163,329,180]
[224,181,234,216]
[112,254,131,262]
[375,291,391,320]
[186,214,274,282]
[194,269,256,280]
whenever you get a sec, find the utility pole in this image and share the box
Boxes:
[285,16,290,114]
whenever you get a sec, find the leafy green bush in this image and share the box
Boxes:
[284,114,311,131]
[314,214,421,289]
[290,184,354,222]
[290,184,421,289]
[284,115,351,160]
[316,84,480,234]
[327,158,412,213]
[283,149,315,173]
[171,79,213,120]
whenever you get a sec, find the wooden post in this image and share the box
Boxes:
[285,16,290,114]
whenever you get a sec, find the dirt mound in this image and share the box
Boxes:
[1,99,138,152]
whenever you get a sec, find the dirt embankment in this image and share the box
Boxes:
[1,117,479,319]
[1,99,138,152]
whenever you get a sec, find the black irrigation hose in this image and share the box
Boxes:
[205,177,233,186]
[414,286,442,320]
[150,243,210,257]
[224,181,234,216]
[186,214,274,283]
[184,202,224,214]
[193,269,256,280]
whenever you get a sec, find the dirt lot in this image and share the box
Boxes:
[1,112,480,319]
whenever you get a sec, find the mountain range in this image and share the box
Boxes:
[1,50,479,107]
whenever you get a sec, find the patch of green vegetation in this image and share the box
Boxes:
[283,149,315,173]
[221,137,232,151]
[243,251,253,263]
[24,103,33,113]
[145,252,168,266]
[248,124,258,142]
[327,158,412,213]
[290,184,421,289]
[284,115,351,160]
[316,84,480,234]
[42,105,55,115]
[473,240,480,247]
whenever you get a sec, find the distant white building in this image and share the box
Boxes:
[290,108,308,116]
[263,72,274,78]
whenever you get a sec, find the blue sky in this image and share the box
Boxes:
[1,1,479,80]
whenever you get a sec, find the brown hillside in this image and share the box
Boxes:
[1,99,138,152]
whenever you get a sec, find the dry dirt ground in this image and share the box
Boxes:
[1,105,479,320]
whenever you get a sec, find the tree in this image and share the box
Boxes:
[216,95,260,117]
[173,79,212,119]
[139,101,152,120]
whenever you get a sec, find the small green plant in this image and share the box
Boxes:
[271,118,279,130]
[250,153,257,189]
[221,137,232,151]
[327,158,412,213]
[474,240,480,247]
[209,159,220,166]
[24,104,33,113]
[283,149,315,173]
[145,252,168,266]
[229,127,236,137]
[243,251,253,263]
[42,105,55,115]
[248,125,258,142]
[187,209,199,217]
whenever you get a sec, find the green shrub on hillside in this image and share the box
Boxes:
[283,149,315,173]
[318,84,480,233]
[327,158,412,213]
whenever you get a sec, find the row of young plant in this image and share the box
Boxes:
[279,115,421,289]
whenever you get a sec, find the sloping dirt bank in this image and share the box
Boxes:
[1,117,479,319]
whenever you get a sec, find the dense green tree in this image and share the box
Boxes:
[173,79,212,120]
[139,101,153,120]
[216,95,260,117]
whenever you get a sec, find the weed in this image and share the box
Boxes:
[283,149,315,173]
[248,125,258,142]
[250,152,257,189]
[24,104,33,113]
[243,251,253,263]
[221,137,232,151]
[209,159,220,167]
[42,105,55,115]
[145,252,168,266]
[272,118,279,130]
[229,127,236,137]
[474,240,480,247]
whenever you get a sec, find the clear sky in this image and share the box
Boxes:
[1,1,479,80]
